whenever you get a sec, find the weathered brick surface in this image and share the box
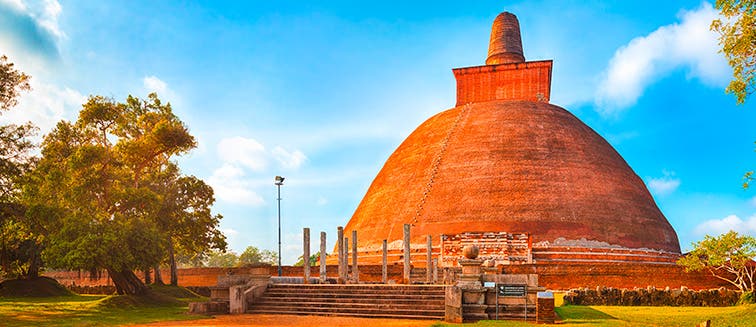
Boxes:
[454,61,552,104]
[48,262,729,292]
[504,263,731,290]
[486,12,525,65]
[343,101,681,256]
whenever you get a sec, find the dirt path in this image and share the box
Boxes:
[128,314,442,327]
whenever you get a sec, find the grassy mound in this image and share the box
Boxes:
[97,284,203,308]
[0,277,73,297]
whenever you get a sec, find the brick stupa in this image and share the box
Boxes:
[341,12,681,266]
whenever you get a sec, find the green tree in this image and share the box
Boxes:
[204,250,238,267]
[0,55,38,279]
[237,246,277,266]
[678,231,756,294]
[711,1,756,188]
[0,55,30,111]
[23,93,200,295]
[712,0,756,105]
[293,252,319,267]
[150,165,226,285]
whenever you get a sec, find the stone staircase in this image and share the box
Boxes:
[247,284,445,320]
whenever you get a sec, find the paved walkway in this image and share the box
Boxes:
[129,314,443,327]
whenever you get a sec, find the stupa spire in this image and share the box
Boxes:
[486,12,525,65]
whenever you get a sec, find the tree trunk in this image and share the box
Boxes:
[153,264,164,285]
[168,239,178,286]
[144,267,152,284]
[26,250,39,279]
[108,268,148,295]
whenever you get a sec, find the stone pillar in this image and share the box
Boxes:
[320,231,327,283]
[432,258,438,284]
[403,224,411,284]
[303,228,310,284]
[382,239,388,284]
[337,226,344,283]
[426,235,432,284]
[351,230,358,283]
[445,285,463,323]
[344,237,349,282]
[229,285,247,314]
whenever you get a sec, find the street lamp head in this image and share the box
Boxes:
[275,175,285,185]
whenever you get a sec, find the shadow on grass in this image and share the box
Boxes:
[556,305,618,324]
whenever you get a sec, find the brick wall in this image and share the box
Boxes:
[503,263,731,290]
[453,60,552,105]
[46,262,729,291]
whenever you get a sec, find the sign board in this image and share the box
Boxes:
[498,284,526,297]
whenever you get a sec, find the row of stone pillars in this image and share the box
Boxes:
[301,224,437,284]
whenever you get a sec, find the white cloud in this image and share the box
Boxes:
[2,79,85,132]
[207,163,266,206]
[209,137,307,205]
[646,171,680,196]
[596,2,729,114]
[272,146,307,169]
[694,214,756,236]
[143,76,168,94]
[222,228,239,237]
[316,196,328,206]
[217,137,268,172]
[0,0,63,67]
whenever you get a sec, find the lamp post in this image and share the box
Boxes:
[275,175,285,277]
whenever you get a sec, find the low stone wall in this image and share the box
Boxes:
[46,262,731,291]
[563,286,739,307]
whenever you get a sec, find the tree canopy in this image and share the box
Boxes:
[22,93,224,295]
[0,55,30,111]
[237,246,277,266]
[678,231,756,294]
[0,55,38,280]
[712,0,756,105]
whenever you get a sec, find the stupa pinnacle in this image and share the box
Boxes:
[486,12,525,65]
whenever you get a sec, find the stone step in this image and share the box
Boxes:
[246,309,443,320]
[266,288,444,295]
[248,304,444,318]
[266,284,445,292]
[258,296,443,305]
[253,300,443,311]
[264,292,444,300]
[249,284,446,320]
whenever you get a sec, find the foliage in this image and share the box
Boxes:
[0,55,30,111]
[740,290,755,304]
[677,231,756,293]
[712,0,756,105]
[237,246,277,266]
[21,93,211,295]
[203,250,238,267]
[0,55,38,280]
[150,164,226,284]
[294,252,319,267]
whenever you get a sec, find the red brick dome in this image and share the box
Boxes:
[344,100,680,254]
[338,11,681,266]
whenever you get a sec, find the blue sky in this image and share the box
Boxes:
[2,0,755,264]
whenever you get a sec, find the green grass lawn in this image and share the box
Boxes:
[433,304,756,327]
[0,287,209,327]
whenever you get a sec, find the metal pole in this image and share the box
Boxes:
[277,183,282,277]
